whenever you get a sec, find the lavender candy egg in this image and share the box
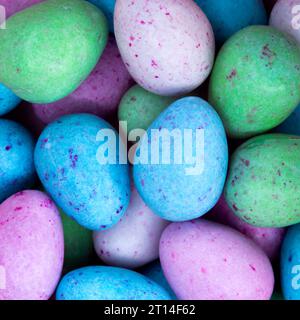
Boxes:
[160,220,274,300]
[30,37,133,124]
[114,0,215,96]
[133,97,228,222]
[270,0,300,44]
[34,113,131,231]
[0,190,64,300]
[93,185,169,269]
[0,119,35,203]
[56,266,171,300]
[210,196,285,261]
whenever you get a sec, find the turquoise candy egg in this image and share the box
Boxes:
[56,266,171,300]
[34,113,130,231]
[0,83,21,116]
[133,97,228,221]
[0,119,35,202]
[281,224,300,300]
[88,0,115,32]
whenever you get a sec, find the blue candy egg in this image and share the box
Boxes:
[195,0,267,45]
[56,266,171,300]
[133,97,228,222]
[34,113,130,231]
[142,261,177,300]
[0,83,21,116]
[275,104,300,136]
[88,0,115,32]
[0,119,35,202]
[281,224,300,300]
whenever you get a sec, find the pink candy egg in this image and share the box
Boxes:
[270,0,300,44]
[209,196,285,261]
[114,0,215,96]
[0,190,64,300]
[29,37,134,124]
[93,185,169,269]
[160,220,274,300]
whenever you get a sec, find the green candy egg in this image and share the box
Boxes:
[118,85,175,133]
[60,210,94,269]
[0,0,108,103]
[209,26,300,139]
[225,134,300,228]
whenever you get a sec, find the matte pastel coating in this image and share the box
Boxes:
[88,0,115,32]
[225,134,300,228]
[0,83,21,116]
[0,190,64,300]
[34,113,130,231]
[209,26,300,138]
[56,266,171,300]
[0,0,108,103]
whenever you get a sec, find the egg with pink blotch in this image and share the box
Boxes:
[0,0,43,18]
[114,0,215,96]
[160,220,274,300]
[30,37,134,124]
[93,185,169,269]
[0,190,64,300]
[209,196,285,261]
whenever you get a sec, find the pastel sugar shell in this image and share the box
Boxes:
[210,196,285,261]
[60,210,94,269]
[93,185,169,269]
[114,0,215,96]
[209,26,300,138]
[56,266,171,300]
[0,119,35,203]
[141,261,177,300]
[0,83,21,116]
[0,0,43,17]
[133,97,228,222]
[30,37,133,124]
[0,190,64,300]
[88,0,115,32]
[118,85,175,134]
[275,103,300,135]
[195,0,267,45]
[34,113,130,231]
[270,0,300,44]
[0,0,108,103]
[160,220,274,300]
[281,224,300,300]
[225,134,300,228]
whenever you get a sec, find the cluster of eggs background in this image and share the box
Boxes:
[0,0,300,300]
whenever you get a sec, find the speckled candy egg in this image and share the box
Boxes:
[34,113,130,231]
[160,220,274,300]
[118,85,175,134]
[225,134,300,228]
[270,0,300,44]
[275,103,300,135]
[0,119,35,203]
[141,261,177,300]
[195,0,267,45]
[56,266,171,300]
[0,190,64,300]
[209,26,300,139]
[60,210,94,270]
[30,37,133,124]
[114,0,215,96]
[210,196,285,260]
[93,185,169,269]
[0,0,108,103]
[0,83,21,116]
[88,0,115,32]
[0,0,43,17]
[281,223,300,300]
[133,97,228,221]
